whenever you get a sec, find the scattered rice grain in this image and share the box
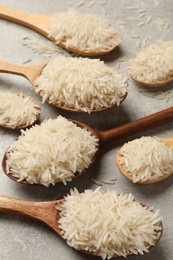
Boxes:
[76,0,85,7]
[100,0,108,5]
[138,8,147,14]
[18,35,71,58]
[22,59,32,64]
[139,12,146,18]
[88,1,95,7]
[90,177,102,186]
[137,22,145,27]
[147,16,152,24]
[101,178,116,184]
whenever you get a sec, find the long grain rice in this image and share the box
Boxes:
[35,56,128,113]
[0,93,40,129]
[118,136,173,183]
[57,188,162,259]
[5,116,99,186]
[128,41,173,83]
[48,10,121,52]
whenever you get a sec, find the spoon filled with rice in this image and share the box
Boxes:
[0,6,121,56]
[116,136,173,184]
[0,92,41,129]
[0,57,128,113]
[128,41,173,87]
[2,107,173,186]
[0,189,163,259]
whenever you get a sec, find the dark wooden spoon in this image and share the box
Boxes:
[0,195,163,258]
[2,107,173,184]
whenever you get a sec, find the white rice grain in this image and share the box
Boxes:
[76,0,85,7]
[57,188,162,259]
[137,22,145,27]
[118,136,173,183]
[0,93,40,129]
[128,41,173,83]
[35,56,128,113]
[48,10,121,53]
[6,116,99,186]
[88,1,95,8]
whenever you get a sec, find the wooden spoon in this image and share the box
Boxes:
[130,75,173,87]
[0,60,127,113]
[0,195,163,257]
[2,107,173,185]
[0,5,118,56]
[0,95,41,130]
[116,138,173,184]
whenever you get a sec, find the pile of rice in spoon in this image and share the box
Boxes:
[117,136,173,183]
[128,41,173,84]
[5,116,98,186]
[35,56,128,113]
[49,10,121,54]
[57,188,162,259]
[0,92,40,129]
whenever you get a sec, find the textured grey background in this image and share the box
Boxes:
[0,0,172,259]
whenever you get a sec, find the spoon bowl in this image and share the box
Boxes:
[2,107,173,185]
[0,5,119,56]
[0,95,41,130]
[0,195,163,258]
[0,60,127,113]
[131,75,173,87]
[116,138,173,184]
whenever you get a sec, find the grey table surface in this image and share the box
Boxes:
[0,0,172,259]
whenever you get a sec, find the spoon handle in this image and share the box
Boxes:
[99,107,173,145]
[0,5,51,36]
[0,60,30,77]
[0,60,46,85]
[0,195,60,232]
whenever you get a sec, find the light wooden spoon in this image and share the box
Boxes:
[0,195,163,257]
[0,60,127,113]
[2,107,173,185]
[0,94,41,130]
[0,5,119,56]
[130,75,173,87]
[116,138,173,184]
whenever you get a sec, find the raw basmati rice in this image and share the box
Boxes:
[5,116,99,186]
[90,177,102,186]
[88,1,96,8]
[101,178,117,184]
[117,136,173,183]
[57,188,162,259]
[18,35,72,58]
[128,41,173,84]
[0,92,40,129]
[48,10,121,53]
[76,0,85,7]
[34,56,128,113]
[139,88,173,103]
